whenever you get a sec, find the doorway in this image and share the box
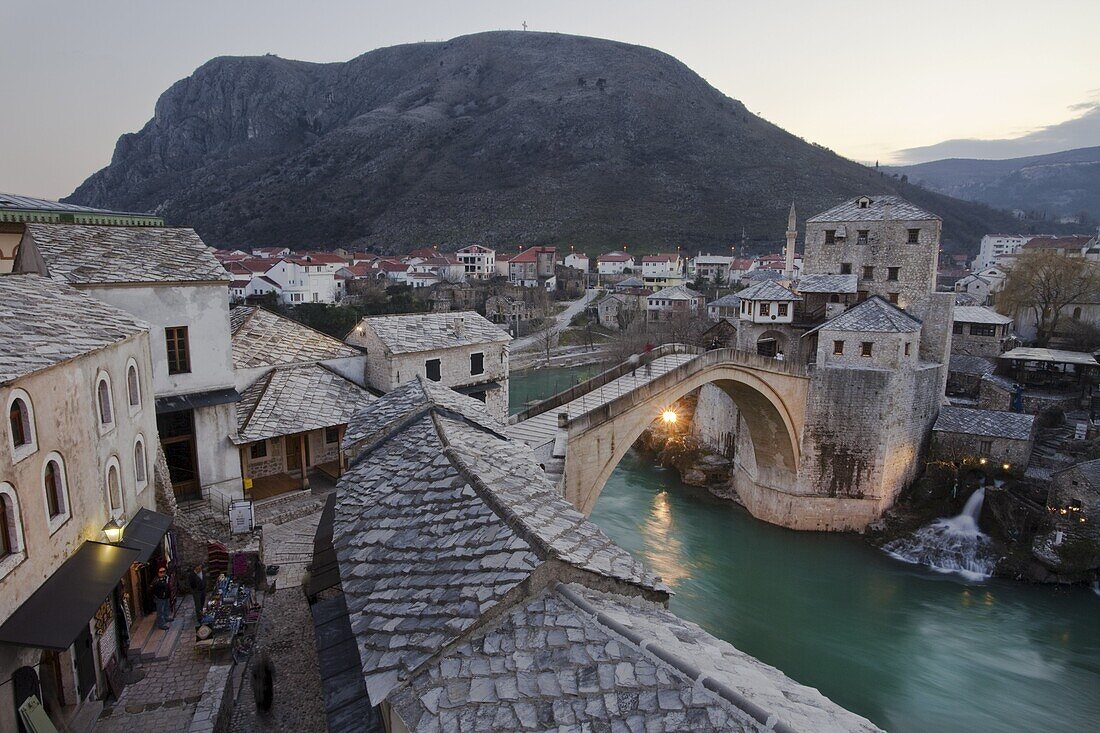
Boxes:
[73,626,96,700]
[285,434,302,473]
[157,409,201,500]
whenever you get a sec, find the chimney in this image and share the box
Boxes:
[453,316,465,337]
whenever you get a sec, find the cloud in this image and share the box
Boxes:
[895,97,1100,164]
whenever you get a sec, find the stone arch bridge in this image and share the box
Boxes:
[506,345,841,530]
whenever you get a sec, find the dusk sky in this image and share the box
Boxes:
[3,0,1098,199]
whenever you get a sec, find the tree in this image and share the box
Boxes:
[997,251,1100,346]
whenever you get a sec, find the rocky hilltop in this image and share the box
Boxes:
[67,31,1018,252]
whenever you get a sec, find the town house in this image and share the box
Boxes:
[951,306,1015,358]
[456,244,496,279]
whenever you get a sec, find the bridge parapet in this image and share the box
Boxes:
[563,347,810,435]
[508,343,704,425]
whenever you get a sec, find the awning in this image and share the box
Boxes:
[121,507,173,563]
[155,387,240,414]
[0,541,141,650]
[999,347,1099,367]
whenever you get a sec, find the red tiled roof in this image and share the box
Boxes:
[376,260,409,273]
[303,253,347,264]
[642,253,678,262]
[1023,235,1092,250]
[509,246,555,263]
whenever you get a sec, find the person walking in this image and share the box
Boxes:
[643,341,654,376]
[185,563,206,626]
[150,566,172,630]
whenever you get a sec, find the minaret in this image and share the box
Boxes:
[784,202,797,280]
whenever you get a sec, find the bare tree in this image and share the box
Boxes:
[537,326,556,365]
[997,251,1100,346]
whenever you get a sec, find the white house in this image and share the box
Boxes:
[15,223,243,503]
[973,234,1037,270]
[346,312,512,420]
[563,252,589,272]
[0,275,162,733]
[736,280,801,325]
[689,254,737,285]
[596,251,635,276]
[645,284,704,322]
[640,253,684,288]
[456,245,496,280]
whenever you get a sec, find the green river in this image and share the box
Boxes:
[511,366,1100,733]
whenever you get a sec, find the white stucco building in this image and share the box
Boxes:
[456,245,496,280]
[347,312,512,420]
[973,234,1036,270]
[596,251,635,276]
[0,275,161,733]
[15,224,242,503]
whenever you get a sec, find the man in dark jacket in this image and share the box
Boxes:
[185,563,206,625]
[150,566,171,630]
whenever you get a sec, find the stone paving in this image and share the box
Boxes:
[261,510,322,589]
[94,601,210,733]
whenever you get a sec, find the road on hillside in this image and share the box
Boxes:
[511,288,599,353]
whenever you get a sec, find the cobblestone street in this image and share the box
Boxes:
[229,510,325,732]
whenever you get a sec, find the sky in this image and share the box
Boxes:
[3,0,1099,199]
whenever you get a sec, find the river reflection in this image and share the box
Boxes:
[512,368,1100,733]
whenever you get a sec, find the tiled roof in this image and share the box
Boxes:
[796,273,858,294]
[353,311,509,355]
[649,285,702,301]
[0,274,148,385]
[813,296,921,334]
[334,379,664,703]
[1023,235,1092,250]
[642,253,678,262]
[742,269,784,282]
[948,354,997,376]
[597,251,633,262]
[953,306,1013,325]
[806,195,939,223]
[230,306,361,370]
[235,363,374,443]
[22,223,229,284]
[0,192,156,218]
[615,276,645,289]
[508,246,555,263]
[735,280,800,301]
[1053,458,1100,487]
[933,406,1035,441]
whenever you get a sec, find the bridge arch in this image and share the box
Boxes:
[561,351,809,516]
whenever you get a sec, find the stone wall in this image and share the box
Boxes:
[691,383,738,456]
[931,431,1033,470]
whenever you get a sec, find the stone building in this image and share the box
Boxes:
[951,306,1015,358]
[734,280,801,358]
[14,223,241,503]
[705,293,740,321]
[645,284,704,322]
[307,379,881,733]
[803,195,941,311]
[230,306,374,500]
[507,246,556,287]
[596,292,641,330]
[0,276,162,733]
[1033,459,1100,571]
[930,406,1036,470]
[346,311,511,420]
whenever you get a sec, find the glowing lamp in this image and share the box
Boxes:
[1002,463,1010,471]
[102,517,125,544]
[979,458,987,465]
[661,410,678,425]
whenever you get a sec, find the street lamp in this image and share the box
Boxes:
[102,517,125,544]
[662,409,678,425]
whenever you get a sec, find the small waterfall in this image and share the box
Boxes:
[883,487,998,581]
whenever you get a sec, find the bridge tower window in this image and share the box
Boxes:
[861,342,873,357]
[833,340,844,355]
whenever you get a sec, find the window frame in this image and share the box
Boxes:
[126,358,142,412]
[862,265,874,281]
[41,452,71,533]
[470,351,485,376]
[134,435,149,491]
[105,456,124,517]
[95,373,115,433]
[887,267,900,282]
[6,389,38,463]
[833,340,844,356]
[777,303,789,317]
[861,341,873,357]
[165,326,192,375]
[324,427,340,445]
[0,483,26,578]
[840,263,852,275]
[425,358,442,382]
[249,441,268,460]
[907,228,920,244]
[824,229,836,245]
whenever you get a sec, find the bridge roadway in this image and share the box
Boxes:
[505,350,697,464]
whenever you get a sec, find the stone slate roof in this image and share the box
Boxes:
[806,195,939,223]
[648,285,702,301]
[953,306,1013,325]
[948,354,997,376]
[742,269,784,282]
[334,378,663,704]
[933,406,1035,441]
[0,192,155,218]
[706,293,741,308]
[235,364,375,443]
[1053,458,1100,488]
[21,223,229,284]
[811,296,921,334]
[354,311,510,355]
[0,274,149,385]
[615,276,645,289]
[735,280,800,302]
[230,306,360,370]
[796,273,858,294]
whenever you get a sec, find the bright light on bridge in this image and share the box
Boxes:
[661,409,678,424]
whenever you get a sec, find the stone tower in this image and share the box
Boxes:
[784,203,797,279]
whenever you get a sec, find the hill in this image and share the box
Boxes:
[66,31,1024,254]
[885,146,1100,225]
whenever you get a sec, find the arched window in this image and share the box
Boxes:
[134,437,148,489]
[126,361,141,410]
[96,374,114,428]
[44,457,67,519]
[6,389,37,461]
[1073,307,1082,320]
[106,458,123,514]
[0,483,25,577]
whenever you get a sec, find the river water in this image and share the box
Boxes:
[512,366,1100,733]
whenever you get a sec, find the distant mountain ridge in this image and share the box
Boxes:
[66,31,1023,253]
[885,146,1100,224]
